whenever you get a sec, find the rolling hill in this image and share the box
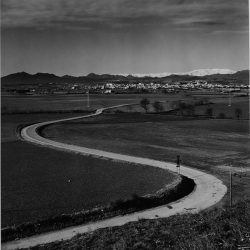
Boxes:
[1,69,249,87]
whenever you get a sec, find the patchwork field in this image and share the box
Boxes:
[42,99,250,206]
[1,113,177,227]
[1,92,237,113]
[2,94,249,227]
[1,93,173,113]
[195,100,249,119]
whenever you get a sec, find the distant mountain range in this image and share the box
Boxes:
[181,68,237,76]
[121,69,237,77]
[1,69,249,86]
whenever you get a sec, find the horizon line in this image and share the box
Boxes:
[2,68,249,78]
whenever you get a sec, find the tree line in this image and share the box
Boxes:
[139,98,243,119]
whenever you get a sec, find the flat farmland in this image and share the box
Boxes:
[2,113,89,142]
[195,100,249,119]
[1,113,177,227]
[2,94,249,227]
[2,94,176,113]
[2,92,235,113]
[42,104,250,206]
[2,92,241,113]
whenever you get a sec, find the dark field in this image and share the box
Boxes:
[2,94,249,227]
[1,93,175,113]
[42,99,250,206]
[1,113,176,227]
[195,100,249,119]
[2,92,237,113]
[43,114,250,171]
[110,96,249,118]
[2,113,89,142]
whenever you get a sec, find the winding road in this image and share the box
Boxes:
[2,105,227,250]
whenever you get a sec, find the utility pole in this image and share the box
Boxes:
[228,91,231,107]
[176,155,181,174]
[230,170,232,207]
[87,91,90,108]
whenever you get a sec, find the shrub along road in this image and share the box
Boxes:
[2,104,227,250]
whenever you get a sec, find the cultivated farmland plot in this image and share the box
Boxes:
[2,95,180,227]
[1,93,176,113]
[1,93,249,245]
[41,96,250,207]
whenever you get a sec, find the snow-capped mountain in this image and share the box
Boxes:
[186,69,236,76]
[121,69,236,77]
[129,72,172,78]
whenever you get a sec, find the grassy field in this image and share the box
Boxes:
[1,113,177,227]
[1,94,173,113]
[1,113,90,142]
[108,96,249,118]
[195,101,249,119]
[42,98,250,207]
[28,200,250,250]
[1,92,237,113]
[2,94,249,226]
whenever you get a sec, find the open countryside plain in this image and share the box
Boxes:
[2,103,228,249]
[2,93,174,113]
[2,93,249,249]
[42,96,250,207]
[1,95,180,227]
[2,0,249,248]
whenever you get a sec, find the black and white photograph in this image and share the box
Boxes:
[1,0,250,249]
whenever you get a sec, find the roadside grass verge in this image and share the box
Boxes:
[28,200,250,250]
[1,175,195,242]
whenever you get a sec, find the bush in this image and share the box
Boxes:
[127,105,133,112]
[218,113,225,119]
[140,98,150,113]
[235,108,242,120]
[153,101,164,113]
[115,109,124,114]
[185,104,195,116]
[205,107,213,117]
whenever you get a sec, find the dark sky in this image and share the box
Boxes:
[1,0,249,76]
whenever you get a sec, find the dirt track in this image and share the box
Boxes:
[2,105,227,250]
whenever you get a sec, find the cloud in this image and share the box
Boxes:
[1,0,248,33]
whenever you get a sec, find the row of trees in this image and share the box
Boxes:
[140,97,211,114]
[205,107,242,119]
[139,98,243,119]
[140,98,164,113]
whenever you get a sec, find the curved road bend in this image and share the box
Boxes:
[2,105,227,250]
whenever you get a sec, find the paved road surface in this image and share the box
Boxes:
[2,105,227,250]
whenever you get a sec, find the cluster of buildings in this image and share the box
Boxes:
[3,79,249,96]
[95,80,249,95]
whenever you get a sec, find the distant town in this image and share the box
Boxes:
[1,70,249,96]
